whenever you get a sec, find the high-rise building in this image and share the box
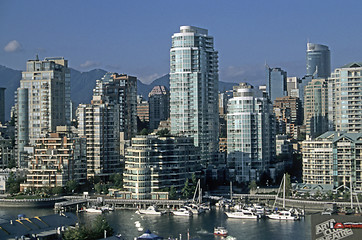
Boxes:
[302,131,362,191]
[123,135,200,199]
[304,78,329,139]
[328,63,362,132]
[148,85,169,130]
[20,126,87,191]
[306,43,331,78]
[77,96,120,179]
[93,73,137,140]
[16,57,70,166]
[266,67,287,102]
[137,95,149,123]
[227,83,275,183]
[0,88,5,124]
[286,77,299,98]
[170,26,219,165]
[273,96,302,135]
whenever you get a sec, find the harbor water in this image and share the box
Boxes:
[0,207,311,239]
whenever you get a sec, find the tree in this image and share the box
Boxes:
[63,215,113,240]
[169,186,177,200]
[157,128,170,137]
[110,173,123,189]
[249,180,257,192]
[181,180,191,199]
[6,172,25,195]
[140,128,149,135]
[51,186,64,195]
[66,180,78,193]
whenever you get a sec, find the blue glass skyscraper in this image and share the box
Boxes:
[306,43,331,78]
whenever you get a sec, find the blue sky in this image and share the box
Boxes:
[1,0,362,85]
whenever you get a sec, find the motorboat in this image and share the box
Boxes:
[267,210,298,220]
[225,209,259,219]
[136,206,164,215]
[184,204,204,215]
[214,226,228,236]
[85,207,103,213]
[172,207,193,216]
[101,205,114,212]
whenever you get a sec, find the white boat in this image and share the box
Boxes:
[214,226,228,236]
[101,205,114,211]
[172,207,193,216]
[136,206,164,215]
[85,207,103,213]
[184,204,204,215]
[267,210,298,220]
[225,209,259,219]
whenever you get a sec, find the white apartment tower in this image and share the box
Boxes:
[170,26,219,166]
[227,83,275,183]
[16,57,70,166]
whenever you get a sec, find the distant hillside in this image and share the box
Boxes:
[0,66,238,121]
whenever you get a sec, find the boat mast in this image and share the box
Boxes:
[283,173,286,209]
[230,181,233,201]
[350,177,353,210]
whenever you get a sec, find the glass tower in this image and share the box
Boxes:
[306,43,331,78]
[266,67,287,102]
[170,26,219,166]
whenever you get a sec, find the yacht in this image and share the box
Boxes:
[172,207,193,216]
[136,206,164,215]
[85,207,103,213]
[267,210,298,220]
[225,209,259,219]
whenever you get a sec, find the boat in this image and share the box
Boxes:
[136,206,164,215]
[172,207,193,216]
[267,209,298,220]
[225,209,259,219]
[214,226,228,236]
[85,207,103,213]
[101,205,114,211]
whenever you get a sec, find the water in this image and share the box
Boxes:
[0,207,311,239]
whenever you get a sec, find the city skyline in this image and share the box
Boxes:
[1,0,362,86]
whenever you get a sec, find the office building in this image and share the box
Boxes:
[328,63,362,132]
[286,77,299,98]
[227,83,275,183]
[304,78,329,139]
[20,126,87,191]
[16,57,70,166]
[170,26,219,165]
[148,86,169,130]
[302,131,362,191]
[77,96,120,179]
[266,67,287,102]
[123,135,200,199]
[306,43,331,78]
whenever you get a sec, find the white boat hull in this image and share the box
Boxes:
[225,211,258,219]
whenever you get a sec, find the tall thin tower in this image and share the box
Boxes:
[170,26,219,166]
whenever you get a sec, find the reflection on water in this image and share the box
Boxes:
[0,207,311,240]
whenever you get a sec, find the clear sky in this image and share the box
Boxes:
[1,0,362,85]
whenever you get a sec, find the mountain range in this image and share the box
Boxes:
[0,65,237,121]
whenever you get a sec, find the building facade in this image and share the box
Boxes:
[148,85,169,130]
[77,96,120,179]
[20,126,86,191]
[227,83,275,183]
[303,131,362,191]
[16,57,70,166]
[170,26,219,166]
[123,135,200,199]
[328,63,362,133]
[266,67,287,102]
[304,78,329,139]
[273,96,302,136]
[306,43,331,79]
[137,95,149,123]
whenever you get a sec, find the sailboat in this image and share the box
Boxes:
[267,173,299,220]
[185,179,205,215]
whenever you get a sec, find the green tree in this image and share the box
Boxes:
[91,215,114,239]
[249,180,257,192]
[94,183,102,194]
[6,172,25,195]
[51,186,64,195]
[156,128,170,137]
[169,186,177,200]
[140,128,149,135]
[181,179,191,199]
[63,226,88,240]
[66,180,78,193]
[110,173,123,189]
